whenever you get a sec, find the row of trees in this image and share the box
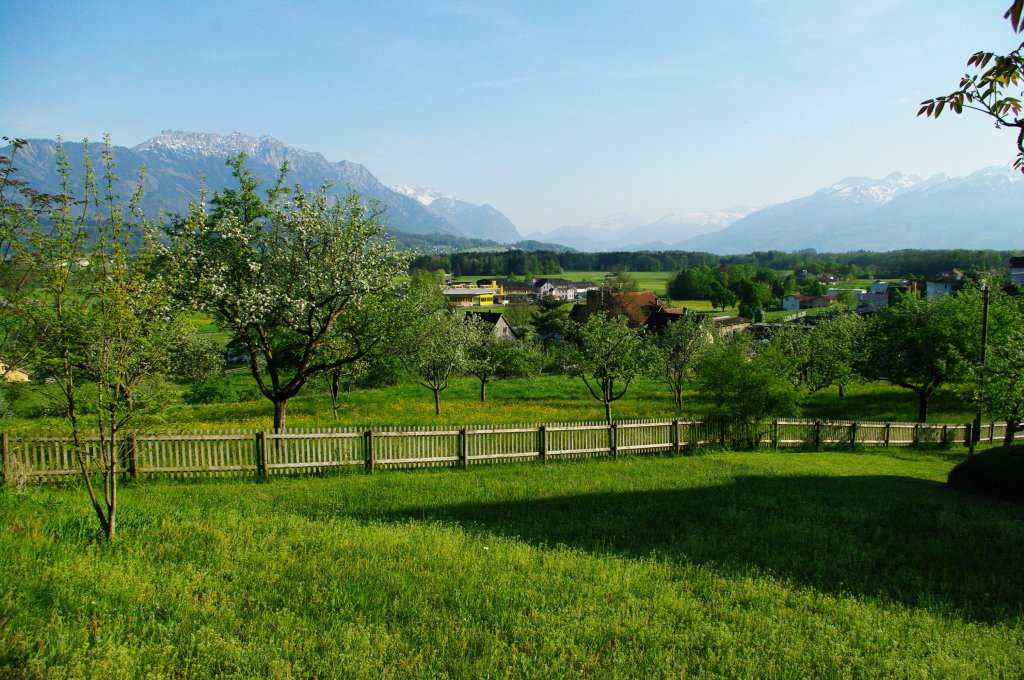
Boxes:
[542,280,1022,441]
[409,248,1019,281]
[666,264,848,317]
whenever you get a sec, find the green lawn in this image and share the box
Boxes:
[2,451,1021,677]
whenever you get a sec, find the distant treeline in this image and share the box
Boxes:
[410,249,1021,279]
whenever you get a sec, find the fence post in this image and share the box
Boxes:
[672,419,680,455]
[965,422,974,453]
[365,429,375,473]
[460,428,469,470]
[884,422,891,448]
[539,425,547,464]
[989,422,995,444]
[814,420,822,450]
[941,424,948,447]
[1,431,9,487]
[128,435,139,481]
[772,419,779,449]
[255,431,267,479]
[849,422,858,450]
[610,422,618,459]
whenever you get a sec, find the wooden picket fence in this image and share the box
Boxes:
[2,417,1021,486]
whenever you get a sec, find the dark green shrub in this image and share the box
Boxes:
[183,376,239,405]
[947,445,1024,503]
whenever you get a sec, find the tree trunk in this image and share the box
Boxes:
[604,400,612,425]
[106,502,116,541]
[330,371,341,419]
[838,382,845,399]
[917,392,929,423]
[274,399,288,432]
[433,389,441,415]
[480,379,487,402]
[105,414,118,542]
[674,386,683,412]
[1005,420,1021,447]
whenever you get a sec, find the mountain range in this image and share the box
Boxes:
[4,131,528,249]
[5,131,1024,253]
[674,169,1024,253]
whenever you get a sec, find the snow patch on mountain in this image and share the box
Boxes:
[392,184,455,206]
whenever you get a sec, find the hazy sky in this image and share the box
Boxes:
[2,1,1021,233]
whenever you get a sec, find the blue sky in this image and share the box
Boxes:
[1,1,1021,233]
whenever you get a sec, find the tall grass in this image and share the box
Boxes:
[2,451,1022,677]
[4,373,978,433]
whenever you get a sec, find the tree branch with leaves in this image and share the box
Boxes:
[919,2,1024,171]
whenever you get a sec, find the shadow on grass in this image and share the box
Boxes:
[348,474,1024,624]
[801,388,970,423]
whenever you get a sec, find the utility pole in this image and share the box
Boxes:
[971,282,991,454]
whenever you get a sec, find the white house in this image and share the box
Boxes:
[925,271,963,298]
[782,293,833,311]
[534,278,581,301]
[1009,257,1024,286]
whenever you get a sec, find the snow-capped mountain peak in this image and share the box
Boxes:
[392,184,455,207]
[135,130,279,156]
[823,172,923,204]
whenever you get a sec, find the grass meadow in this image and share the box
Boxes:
[3,450,1022,678]
[3,373,979,433]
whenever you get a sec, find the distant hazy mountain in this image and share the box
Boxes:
[678,168,1024,253]
[529,209,753,251]
[528,213,648,251]
[392,184,521,242]
[6,131,458,236]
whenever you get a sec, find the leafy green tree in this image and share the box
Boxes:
[464,315,542,401]
[402,312,471,415]
[919,3,1024,172]
[807,312,866,397]
[560,312,653,423]
[798,278,827,296]
[500,303,537,338]
[533,298,572,348]
[650,314,713,411]
[735,280,773,319]
[667,265,715,301]
[167,327,224,385]
[970,325,1024,445]
[1,138,43,367]
[169,154,409,431]
[831,290,858,310]
[774,313,866,398]
[696,332,801,443]
[14,138,182,541]
[707,281,737,311]
[859,291,978,422]
[780,274,799,296]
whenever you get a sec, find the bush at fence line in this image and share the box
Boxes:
[3,453,31,493]
[184,376,239,405]
[947,445,1024,504]
[183,375,261,405]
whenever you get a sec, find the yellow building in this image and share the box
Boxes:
[0,362,30,382]
[442,281,502,307]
